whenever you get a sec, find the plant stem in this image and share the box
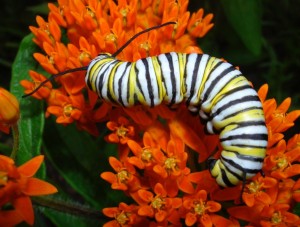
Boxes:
[32,196,106,220]
[10,124,19,160]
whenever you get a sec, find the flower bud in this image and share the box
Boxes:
[0,87,20,125]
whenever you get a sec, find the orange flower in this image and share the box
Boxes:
[102,202,146,226]
[265,97,300,133]
[100,156,141,192]
[152,138,187,179]
[152,138,195,196]
[242,175,278,207]
[264,138,300,180]
[181,189,221,227]
[258,84,300,147]
[0,155,58,226]
[20,71,52,100]
[29,16,61,48]
[127,132,160,169]
[229,203,300,226]
[260,204,300,227]
[187,8,214,38]
[106,116,135,144]
[136,183,182,224]
[47,93,83,124]
[0,87,20,133]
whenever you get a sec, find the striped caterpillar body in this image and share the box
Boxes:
[24,22,268,188]
[86,52,268,187]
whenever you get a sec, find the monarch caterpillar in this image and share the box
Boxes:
[24,22,268,188]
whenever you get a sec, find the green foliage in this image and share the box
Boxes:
[221,0,263,56]
[10,34,46,178]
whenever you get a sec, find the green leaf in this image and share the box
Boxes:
[43,117,129,209]
[221,0,263,56]
[10,34,45,177]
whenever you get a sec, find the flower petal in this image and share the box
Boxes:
[0,210,24,227]
[13,196,34,225]
[185,212,197,226]
[155,210,168,222]
[102,207,119,218]
[18,155,44,177]
[138,205,154,217]
[22,178,58,196]
[201,214,213,227]
[243,193,255,207]
[206,201,221,212]
[138,189,153,202]
[100,172,117,184]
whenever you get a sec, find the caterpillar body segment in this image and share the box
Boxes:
[85,52,268,187]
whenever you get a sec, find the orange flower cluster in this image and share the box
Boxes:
[0,155,57,226]
[101,85,300,226]
[21,0,214,136]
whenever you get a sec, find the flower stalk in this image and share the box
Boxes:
[32,197,104,220]
[10,123,19,160]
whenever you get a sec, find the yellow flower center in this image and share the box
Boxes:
[64,105,74,117]
[48,55,55,65]
[42,23,50,35]
[120,7,129,25]
[79,52,91,63]
[105,33,117,43]
[117,170,130,183]
[116,211,130,225]
[34,81,42,90]
[58,6,64,16]
[193,201,206,216]
[120,8,128,18]
[273,112,286,122]
[151,197,165,210]
[116,126,128,138]
[86,7,95,18]
[271,212,282,224]
[140,42,151,54]
[164,157,177,171]
[0,171,8,186]
[275,156,289,169]
[248,181,261,194]
[141,148,152,162]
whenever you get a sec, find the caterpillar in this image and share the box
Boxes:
[24,22,268,188]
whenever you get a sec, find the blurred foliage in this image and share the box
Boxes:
[0,0,50,88]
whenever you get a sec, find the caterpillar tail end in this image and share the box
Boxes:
[208,157,236,188]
